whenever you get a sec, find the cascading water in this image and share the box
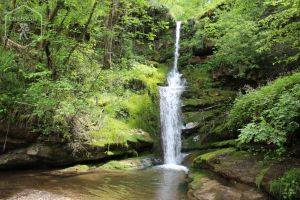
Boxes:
[159,21,186,169]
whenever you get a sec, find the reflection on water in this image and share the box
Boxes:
[0,168,187,200]
[156,170,186,200]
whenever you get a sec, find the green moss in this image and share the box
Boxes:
[181,66,237,150]
[90,118,152,147]
[183,91,234,106]
[182,128,236,150]
[183,106,234,150]
[124,93,158,134]
[193,148,236,167]
[189,169,207,189]
[199,148,236,161]
[100,160,133,171]
[99,155,152,170]
[90,118,130,147]
[60,165,91,173]
[184,110,215,123]
[182,68,217,95]
[88,63,167,147]
[203,140,237,149]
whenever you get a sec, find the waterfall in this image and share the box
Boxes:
[159,21,185,165]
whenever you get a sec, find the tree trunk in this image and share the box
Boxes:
[63,1,98,66]
[4,0,17,48]
[103,0,118,69]
[41,0,64,80]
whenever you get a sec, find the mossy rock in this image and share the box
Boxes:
[181,66,237,149]
[47,165,95,177]
[188,169,208,190]
[100,156,156,171]
[100,160,134,170]
[183,90,235,107]
[182,109,233,151]
[191,148,300,198]
[183,140,237,152]
[183,110,216,124]
[193,148,236,168]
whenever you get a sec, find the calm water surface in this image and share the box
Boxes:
[0,168,187,200]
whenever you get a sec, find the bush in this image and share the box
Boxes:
[227,72,300,154]
[200,0,300,78]
[270,168,300,199]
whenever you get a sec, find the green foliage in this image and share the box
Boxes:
[197,0,300,78]
[88,64,166,147]
[238,122,287,155]
[228,72,300,154]
[270,168,300,199]
[153,0,224,20]
[255,166,271,188]
[200,0,262,76]
[0,0,169,146]
[258,0,300,65]
[188,169,207,189]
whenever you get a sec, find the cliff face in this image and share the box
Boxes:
[0,124,37,153]
[181,68,237,151]
[177,21,238,151]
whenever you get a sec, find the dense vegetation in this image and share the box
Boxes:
[185,0,299,80]
[0,0,300,199]
[175,0,300,156]
[270,168,300,199]
[181,1,300,198]
[0,0,171,151]
[230,73,300,155]
[204,0,300,156]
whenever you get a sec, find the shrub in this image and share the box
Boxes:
[228,72,300,154]
[270,168,300,199]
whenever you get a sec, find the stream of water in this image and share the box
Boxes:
[0,169,187,200]
[159,21,186,168]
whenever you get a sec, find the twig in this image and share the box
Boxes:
[2,120,10,153]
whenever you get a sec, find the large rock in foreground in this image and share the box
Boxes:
[187,172,268,200]
[192,148,300,199]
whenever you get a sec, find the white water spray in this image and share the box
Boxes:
[159,21,185,167]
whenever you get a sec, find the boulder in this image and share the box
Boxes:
[192,148,300,198]
[0,139,153,170]
[187,177,268,200]
[182,122,200,138]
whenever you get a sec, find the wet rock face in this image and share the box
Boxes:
[182,122,200,138]
[0,143,104,169]
[180,68,237,150]
[187,177,268,200]
[0,124,38,152]
[44,155,159,177]
[0,140,153,170]
[192,149,300,199]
